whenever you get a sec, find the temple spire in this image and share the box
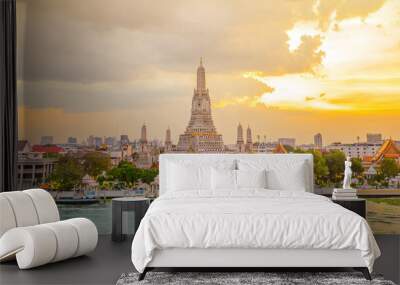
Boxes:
[197,57,206,90]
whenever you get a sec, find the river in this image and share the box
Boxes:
[57,197,400,235]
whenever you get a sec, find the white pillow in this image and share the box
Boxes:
[236,169,267,189]
[238,159,307,191]
[167,162,211,191]
[211,168,237,190]
[266,162,306,191]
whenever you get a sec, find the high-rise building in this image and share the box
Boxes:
[94,137,103,148]
[140,124,148,144]
[326,142,382,159]
[87,135,94,147]
[177,59,224,152]
[67,137,77,144]
[105,136,116,146]
[367,133,382,144]
[278,138,296,148]
[165,127,172,152]
[314,133,323,148]
[120,135,129,145]
[40,136,53,145]
[236,123,245,152]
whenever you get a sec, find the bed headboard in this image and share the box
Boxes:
[159,153,314,196]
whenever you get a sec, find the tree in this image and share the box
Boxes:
[310,150,329,187]
[380,158,399,179]
[83,152,111,177]
[49,155,84,190]
[103,161,159,189]
[351,158,364,177]
[139,168,159,184]
[107,161,137,187]
[324,150,346,185]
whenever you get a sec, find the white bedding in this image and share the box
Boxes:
[131,190,380,273]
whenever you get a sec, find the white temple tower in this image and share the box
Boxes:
[245,125,253,153]
[236,123,245,153]
[177,59,224,152]
[165,127,172,152]
[140,123,147,144]
[136,123,152,168]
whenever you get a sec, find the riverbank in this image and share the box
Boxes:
[315,188,400,197]
[367,198,400,234]
[49,189,145,199]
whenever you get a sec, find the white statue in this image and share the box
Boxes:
[343,156,352,189]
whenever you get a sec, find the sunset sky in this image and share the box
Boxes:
[17,0,400,145]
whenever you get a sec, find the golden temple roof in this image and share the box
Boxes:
[274,143,288,154]
[372,139,400,162]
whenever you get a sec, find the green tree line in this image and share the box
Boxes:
[291,148,399,187]
[49,152,158,190]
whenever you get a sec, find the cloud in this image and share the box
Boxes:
[15,0,400,144]
[315,0,386,30]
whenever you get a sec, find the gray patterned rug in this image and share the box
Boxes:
[116,272,396,285]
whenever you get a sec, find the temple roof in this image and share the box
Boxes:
[274,143,287,154]
[372,139,400,162]
[32,145,64,153]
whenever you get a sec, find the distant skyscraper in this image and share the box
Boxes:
[278,138,296,148]
[177,58,224,152]
[105,136,116,146]
[40,136,53,145]
[236,123,245,152]
[314,133,323,148]
[245,126,253,152]
[67,137,77,144]
[120,135,129,145]
[165,127,172,152]
[94,137,103,147]
[87,135,95,147]
[367,133,382,144]
[140,123,148,144]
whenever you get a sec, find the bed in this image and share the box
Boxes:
[131,154,380,280]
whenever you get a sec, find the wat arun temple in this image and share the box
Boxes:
[176,59,225,152]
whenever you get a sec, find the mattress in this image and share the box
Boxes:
[131,189,380,273]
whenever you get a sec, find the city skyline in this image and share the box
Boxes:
[33,129,397,148]
[17,0,400,145]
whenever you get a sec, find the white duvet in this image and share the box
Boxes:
[131,190,380,273]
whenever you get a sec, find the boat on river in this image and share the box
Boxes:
[55,190,100,204]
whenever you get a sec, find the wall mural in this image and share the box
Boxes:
[16,0,400,234]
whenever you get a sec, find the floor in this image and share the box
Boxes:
[1,235,399,285]
[0,235,134,285]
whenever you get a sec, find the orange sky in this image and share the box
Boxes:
[17,0,400,145]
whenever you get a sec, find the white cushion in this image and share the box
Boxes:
[0,218,98,269]
[0,196,16,237]
[237,169,267,189]
[64,218,98,257]
[165,159,236,193]
[0,189,98,269]
[167,163,211,191]
[211,168,237,190]
[238,159,307,191]
[0,226,57,269]
[42,221,79,262]
[267,162,307,191]
[23,189,59,224]
[1,192,39,227]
